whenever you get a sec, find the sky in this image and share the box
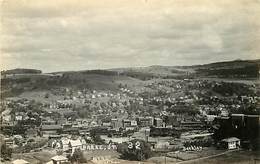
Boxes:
[1,0,260,73]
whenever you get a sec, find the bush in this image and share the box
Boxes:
[68,148,86,163]
[1,143,12,160]
[117,139,151,161]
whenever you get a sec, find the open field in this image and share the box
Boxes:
[3,150,56,164]
[177,150,260,164]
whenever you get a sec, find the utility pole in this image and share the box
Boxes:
[164,144,167,164]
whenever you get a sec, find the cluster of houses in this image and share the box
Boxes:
[1,78,259,163]
[11,156,69,164]
[11,154,117,164]
[39,116,174,138]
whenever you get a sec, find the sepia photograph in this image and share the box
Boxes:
[0,0,260,163]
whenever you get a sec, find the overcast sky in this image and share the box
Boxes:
[1,0,260,72]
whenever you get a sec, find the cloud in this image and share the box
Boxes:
[1,0,260,72]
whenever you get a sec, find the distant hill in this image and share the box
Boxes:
[109,59,260,79]
[192,59,260,69]
[1,59,259,98]
[192,59,260,78]
[1,68,42,75]
[109,65,191,80]
[0,70,142,98]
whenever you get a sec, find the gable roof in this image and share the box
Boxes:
[45,161,54,164]
[61,138,70,145]
[12,159,29,164]
[41,125,62,130]
[51,155,68,161]
[69,139,82,147]
[221,137,240,143]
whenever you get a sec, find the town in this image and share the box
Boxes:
[1,65,260,164]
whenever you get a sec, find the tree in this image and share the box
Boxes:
[1,143,12,160]
[44,93,49,98]
[68,148,86,163]
[117,139,151,161]
[90,131,106,145]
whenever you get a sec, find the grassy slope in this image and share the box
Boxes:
[1,71,144,98]
[192,150,260,164]
[1,59,259,98]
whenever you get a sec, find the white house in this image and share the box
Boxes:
[47,155,68,164]
[12,159,29,164]
[61,138,70,151]
[68,139,86,154]
[221,137,240,150]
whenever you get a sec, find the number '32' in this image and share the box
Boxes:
[128,141,141,150]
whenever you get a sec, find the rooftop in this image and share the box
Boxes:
[221,137,240,143]
[69,139,82,147]
[12,159,29,164]
[41,125,62,130]
[51,155,68,161]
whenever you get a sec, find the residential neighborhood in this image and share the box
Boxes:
[1,70,260,163]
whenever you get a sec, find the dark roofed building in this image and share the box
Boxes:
[220,137,240,150]
[41,125,62,138]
